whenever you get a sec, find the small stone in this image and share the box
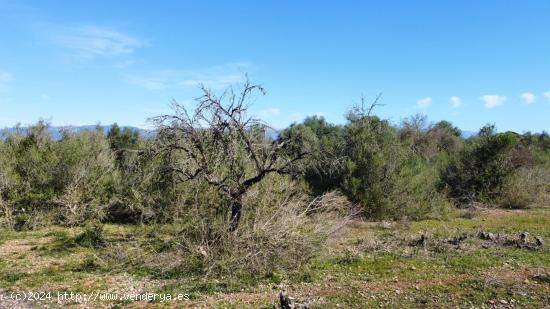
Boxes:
[519,232,529,244]
[478,231,496,241]
[410,266,416,270]
[532,273,550,283]
[500,299,508,304]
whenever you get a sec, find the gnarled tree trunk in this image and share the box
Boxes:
[229,197,243,232]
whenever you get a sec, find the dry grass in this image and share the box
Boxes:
[168,190,357,280]
[499,166,550,209]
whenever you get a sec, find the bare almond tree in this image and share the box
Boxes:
[152,80,309,231]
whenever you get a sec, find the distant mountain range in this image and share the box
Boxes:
[0,125,282,140]
[0,125,478,140]
[1,125,153,140]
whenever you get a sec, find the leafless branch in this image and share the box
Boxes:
[151,79,308,230]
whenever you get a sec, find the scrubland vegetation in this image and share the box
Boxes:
[1,81,549,308]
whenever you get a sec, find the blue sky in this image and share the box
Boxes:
[1,0,549,132]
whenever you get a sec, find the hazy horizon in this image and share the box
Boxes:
[1,1,550,132]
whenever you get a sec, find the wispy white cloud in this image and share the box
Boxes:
[450,96,461,108]
[129,62,250,91]
[52,25,142,58]
[130,76,170,90]
[259,108,281,117]
[416,97,432,108]
[520,92,536,105]
[480,95,506,109]
[544,91,550,102]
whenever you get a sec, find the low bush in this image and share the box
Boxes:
[97,182,355,285]
[75,223,106,248]
[498,167,550,209]
[391,157,452,220]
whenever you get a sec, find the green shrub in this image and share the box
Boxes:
[75,223,106,248]
[498,167,550,209]
[73,254,106,272]
[0,122,118,228]
[391,157,452,220]
[440,125,519,206]
[6,122,60,211]
[399,115,462,160]
[280,116,345,195]
[54,128,117,226]
[341,112,403,219]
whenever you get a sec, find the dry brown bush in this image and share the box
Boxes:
[166,180,357,279]
[498,166,550,209]
[208,191,355,277]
